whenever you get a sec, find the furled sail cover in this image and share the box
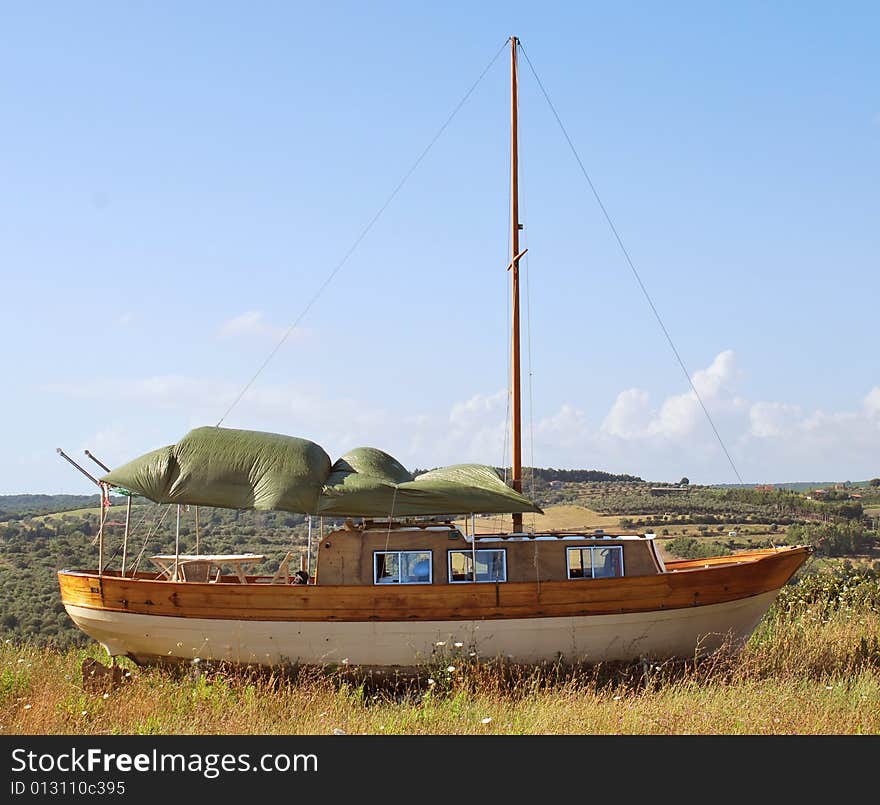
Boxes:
[102,427,332,514]
[318,448,540,516]
[101,427,542,516]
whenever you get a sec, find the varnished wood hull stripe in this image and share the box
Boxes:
[57,546,809,622]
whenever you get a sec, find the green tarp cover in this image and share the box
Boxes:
[101,426,542,517]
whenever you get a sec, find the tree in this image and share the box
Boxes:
[786,520,874,557]
[870,478,880,487]
[679,477,690,486]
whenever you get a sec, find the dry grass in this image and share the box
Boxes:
[2,604,878,736]
[456,504,621,535]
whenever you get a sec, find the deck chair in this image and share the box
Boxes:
[179,559,211,582]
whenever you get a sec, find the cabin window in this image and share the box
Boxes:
[373,550,432,584]
[567,546,624,579]
[448,549,507,583]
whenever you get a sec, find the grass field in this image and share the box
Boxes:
[2,492,879,735]
[26,507,109,523]
[455,504,622,535]
[2,569,879,735]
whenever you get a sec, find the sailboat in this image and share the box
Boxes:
[56,38,811,670]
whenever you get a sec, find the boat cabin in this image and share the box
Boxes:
[312,520,666,586]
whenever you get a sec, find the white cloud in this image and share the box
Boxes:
[537,352,880,482]
[539,403,591,440]
[219,310,291,340]
[748,401,803,438]
[692,349,738,397]
[46,374,394,466]
[865,387,880,419]
[44,354,880,485]
[449,390,506,428]
[601,350,740,441]
[600,389,652,438]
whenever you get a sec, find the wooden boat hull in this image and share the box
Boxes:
[57,545,809,667]
[63,590,779,667]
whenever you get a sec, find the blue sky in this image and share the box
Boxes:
[2,1,878,494]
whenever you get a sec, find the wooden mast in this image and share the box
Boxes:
[510,35,523,533]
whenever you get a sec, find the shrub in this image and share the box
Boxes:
[666,537,732,560]
[774,565,880,617]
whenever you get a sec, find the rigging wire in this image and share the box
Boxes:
[99,496,157,573]
[518,42,745,484]
[522,196,538,531]
[501,112,512,487]
[515,67,538,531]
[216,38,511,428]
[386,487,399,545]
[130,503,174,576]
[496,104,513,536]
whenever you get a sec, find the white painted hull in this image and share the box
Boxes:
[65,590,778,667]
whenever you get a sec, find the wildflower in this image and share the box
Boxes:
[342,658,349,665]
[23,704,31,710]
[333,728,346,735]
[427,678,436,686]
[454,642,463,648]
[481,717,492,724]
[446,665,456,673]
[81,711,88,717]
[613,696,622,701]
[435,641,447,647]
[102,693,110,700]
